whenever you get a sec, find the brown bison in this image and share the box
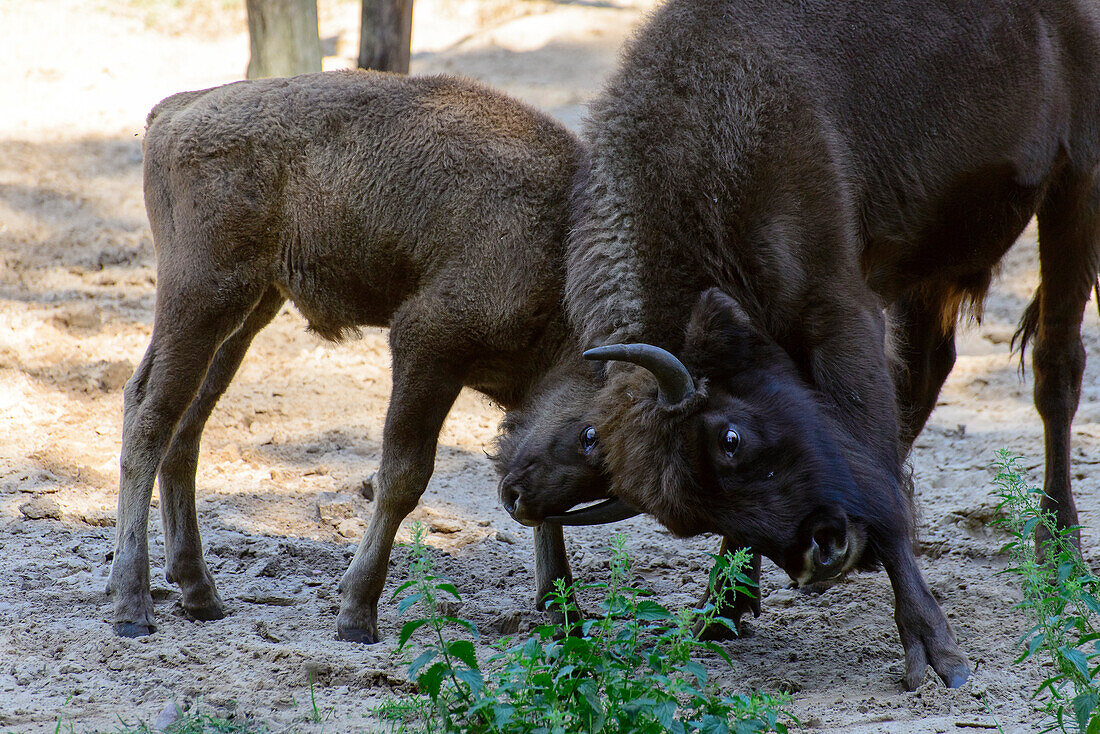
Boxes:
[496,0,1100,690]
[110,70,589,643]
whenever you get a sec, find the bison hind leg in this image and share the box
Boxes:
[158,285,286,622]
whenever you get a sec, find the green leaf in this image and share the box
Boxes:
[398,618,431,649]
[397,592,424,616]
[654,700,676,728]
[408,649,436,678]
[454,666,483,695]
[448,639,479,670]
[1074,692,1099,731]
[576,679,601,712]
[392,577,419,598]
[635,600,673,621]
[1025,632,1046,659]
[435,582,461,600]
[1062,646,1092,680]
[681,660,708,686]
[417,661,448,698]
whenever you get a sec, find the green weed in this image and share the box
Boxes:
[379,523,793,733]
[993,450,1100,733]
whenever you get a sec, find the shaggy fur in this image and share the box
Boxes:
[504,0,1100,690]
[109,70,587,644]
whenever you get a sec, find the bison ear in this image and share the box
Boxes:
[681,288,761,376]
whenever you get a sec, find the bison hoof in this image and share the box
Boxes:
[902,657,971,691]
[114,621,156,638]
[942,662,970,689]
[184,603,227,622]
[337,623,380,644]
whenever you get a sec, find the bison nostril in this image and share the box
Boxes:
[811,537,848,574]
[500,481,520,515]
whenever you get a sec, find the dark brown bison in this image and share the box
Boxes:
[496,0,1100,690]
[109,70,587,643]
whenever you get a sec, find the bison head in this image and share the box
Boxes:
[491,360,618,527]
[497,288,872,587]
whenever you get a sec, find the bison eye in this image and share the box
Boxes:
[722,427,741,457]
[580,425,598,453]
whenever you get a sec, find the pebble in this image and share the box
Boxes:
[317,493,355,524]
[495,530,518,544]
[241,592,297,607]
[152,701,181,732]
[430,518,462,534]
[19,496,61,520]
[490,609,523,635]
[337,517,364,538]
[80,507,116,527]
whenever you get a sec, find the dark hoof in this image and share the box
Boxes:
[337,624,379,644]
[360,475,376,501]
[184,604,227,622]
[114,621,155,637]
[942,663,971,689]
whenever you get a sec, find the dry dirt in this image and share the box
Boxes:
[2,1,1099,731]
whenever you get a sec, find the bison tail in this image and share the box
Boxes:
[1011,289,1042,373]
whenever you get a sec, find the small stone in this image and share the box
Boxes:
[438,599,463,617]
[337,517,364,538]
[152,701,181,732]
[490,609,523,635]
[317,492,355,524]
[20,496,61,520]
[766,587,799,608]
[241,592,297,607]
[494,530,518,545]
[80,507,116,527]
[255,620,283,643]
[430,518,462,534]
[770,677,802,694]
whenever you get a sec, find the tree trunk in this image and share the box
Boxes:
[358,0,413,73]
[246,0,322,80]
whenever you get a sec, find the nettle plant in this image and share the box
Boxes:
[378,524,793,734]
[993,451,1100,734]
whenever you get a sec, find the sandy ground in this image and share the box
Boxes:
[1,0,1099,731]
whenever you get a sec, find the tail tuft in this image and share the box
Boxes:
[1011,289,1041,371]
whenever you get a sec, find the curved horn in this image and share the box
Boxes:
[544,498,640,526]
[584,343,695,404]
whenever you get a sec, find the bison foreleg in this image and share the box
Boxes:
[882,542,969,690]
[534,522,582,629]
[338,307,466,643]
[887,290,958,457]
